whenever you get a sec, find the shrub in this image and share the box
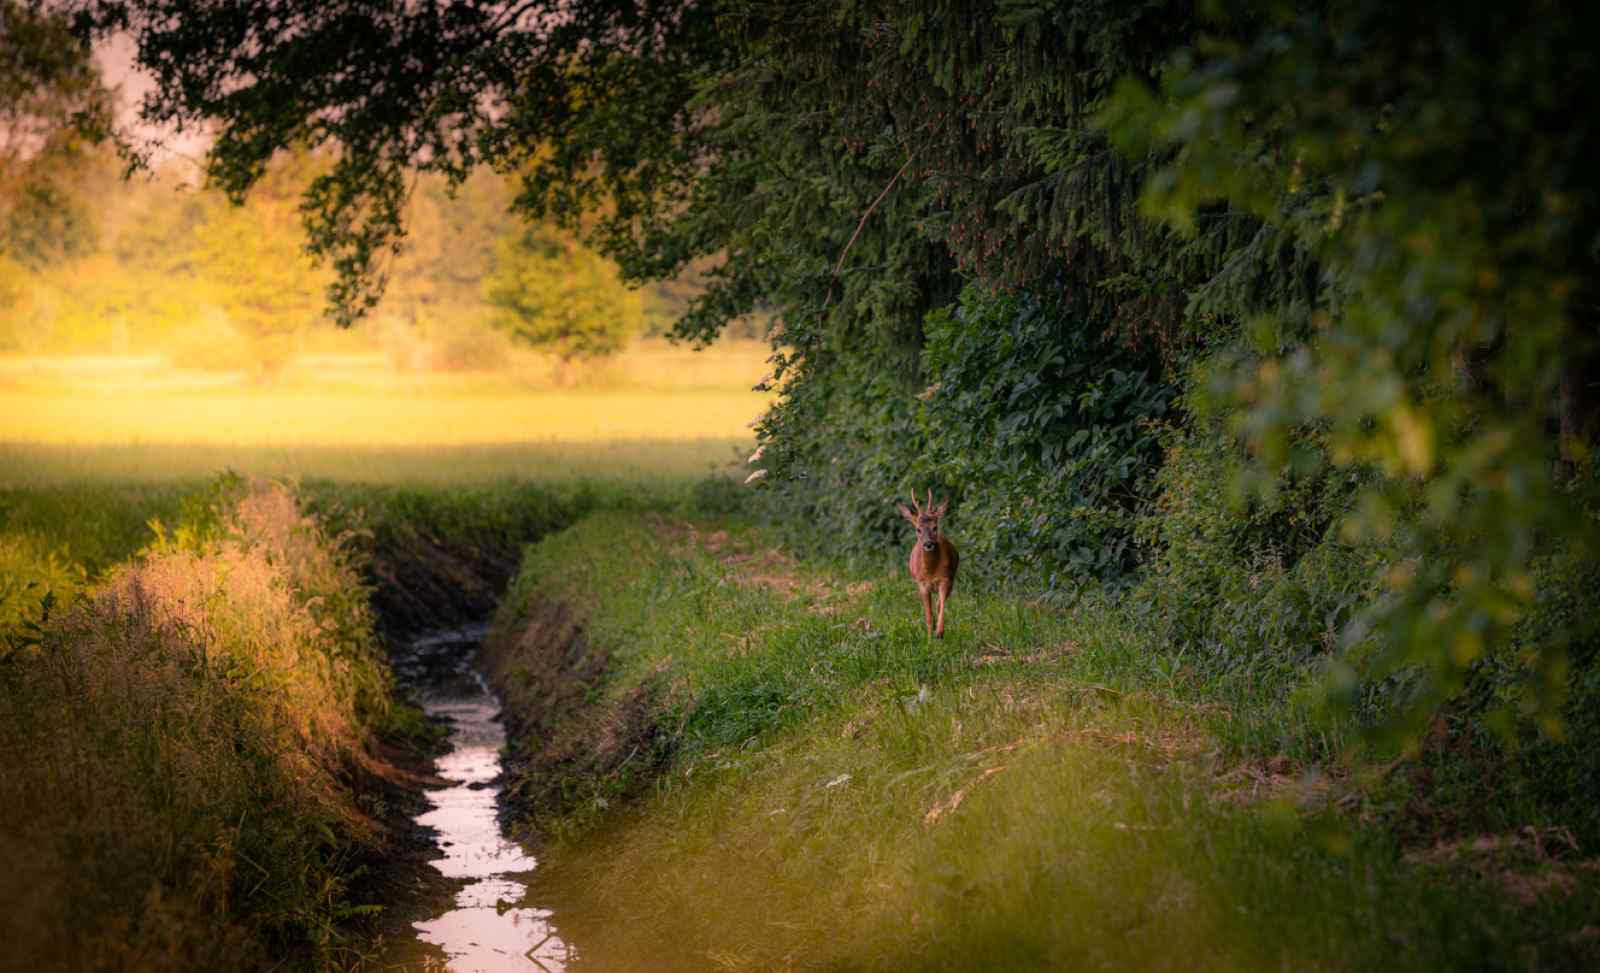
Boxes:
[918,285,1175,589]
[1134,408,1379,677]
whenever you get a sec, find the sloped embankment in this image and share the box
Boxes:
[481,511,1600,972]
[0,480,402,972]
[481,584,670,838]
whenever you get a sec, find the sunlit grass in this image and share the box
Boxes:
[0,343,766,488]
[0,439,748,487]
[0,386,765,444]
[491,512,1598,972]
[0,482,396,970]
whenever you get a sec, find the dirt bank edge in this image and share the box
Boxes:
[481,587,670,839]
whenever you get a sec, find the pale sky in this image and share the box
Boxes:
[93,33,212,175]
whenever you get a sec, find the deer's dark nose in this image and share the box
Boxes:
[922,541,937,552]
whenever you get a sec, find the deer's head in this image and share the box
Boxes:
[897,489,949,553]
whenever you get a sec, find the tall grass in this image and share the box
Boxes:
[0,480,395,972]
[488,512,1600,971]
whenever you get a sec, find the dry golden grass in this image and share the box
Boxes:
[0,481,393,971]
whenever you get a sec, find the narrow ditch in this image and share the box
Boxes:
[381,623,577,972]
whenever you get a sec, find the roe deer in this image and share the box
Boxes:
[898,489,959,638]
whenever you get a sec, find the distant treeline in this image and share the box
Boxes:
[0,28,736,369]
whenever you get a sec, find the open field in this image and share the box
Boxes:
[0,440,748,487]
[0,388,762,444]
[0,339,775,392]
[0,341,769,487]
[0,344,771,442]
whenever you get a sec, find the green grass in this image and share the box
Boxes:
[0,439,748,487]
[488,511,1600,972]
[0,434,745,648]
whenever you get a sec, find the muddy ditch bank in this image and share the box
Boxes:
[340,496,585,966]
[479,592,672,841]
[360,519,543,640]
[305,482,592,639]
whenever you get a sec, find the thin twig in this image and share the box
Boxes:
[832,149,916,278]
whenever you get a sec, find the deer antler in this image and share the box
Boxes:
[926,488,934,515]
[908,492,922,515]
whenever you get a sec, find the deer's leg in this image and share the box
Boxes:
[920,584,933,638]
[935,582,948,638]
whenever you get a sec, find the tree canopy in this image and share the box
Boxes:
[71,0,1600,774]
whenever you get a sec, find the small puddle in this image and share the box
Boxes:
[391,626,575,972]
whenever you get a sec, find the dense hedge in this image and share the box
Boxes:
[761,282,1176,590]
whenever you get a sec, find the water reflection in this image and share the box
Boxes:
[404,629,574,972]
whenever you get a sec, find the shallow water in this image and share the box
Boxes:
[394,627,575,972]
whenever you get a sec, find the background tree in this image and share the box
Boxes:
[190,148,332,368]
[0,0,113,349]
[1,0,110,267]
[384,171,516,328]
[484,224,640,362]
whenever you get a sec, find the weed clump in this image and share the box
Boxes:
[0,479,394,971]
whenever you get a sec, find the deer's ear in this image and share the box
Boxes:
[896,503,917,523]
[932,498,949,518]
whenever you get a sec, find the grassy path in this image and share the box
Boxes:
[486,513,1599,972]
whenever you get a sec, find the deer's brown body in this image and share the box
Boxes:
[898,490,959,638]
